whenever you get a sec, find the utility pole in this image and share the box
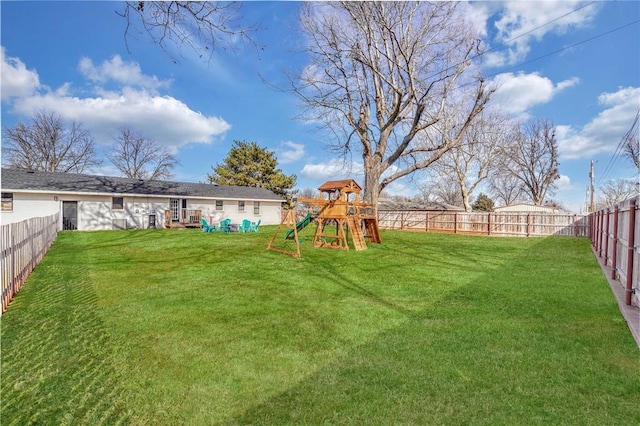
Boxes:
[589,160,595,213]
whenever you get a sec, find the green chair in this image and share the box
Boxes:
[249,220,261,233]
[201,218,217,233]
[238,219,252,233]
[219,218,232,233]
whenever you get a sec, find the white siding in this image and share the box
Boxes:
[194,199,281,227]
[2,191,283,230]
[494,204,558,213]
[1,192,59,224]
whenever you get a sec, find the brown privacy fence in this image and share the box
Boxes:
[378,210,589,237]
[590,197,639,307]
[1,214,59,315]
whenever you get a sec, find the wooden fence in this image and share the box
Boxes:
[1,214,59,315]
[591,196,639,307]
[378,210,589,237]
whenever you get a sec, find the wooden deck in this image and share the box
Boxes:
[163,209,202,229]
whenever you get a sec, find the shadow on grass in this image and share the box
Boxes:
[3,232,638,424]
[1,237,133,424]
[230,237,640,425]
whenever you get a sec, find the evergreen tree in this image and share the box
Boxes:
[472,193,494,212]
[208,140,296,198]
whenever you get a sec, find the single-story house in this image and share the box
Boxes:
[493,203,559,214]
[1,168,285,230]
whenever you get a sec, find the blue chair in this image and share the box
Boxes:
[249,220,261,233]
[201,218,217,233]
[219,218,232,233]
[238,219,252,233]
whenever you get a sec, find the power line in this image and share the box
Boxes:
[598,108,640,185]
[480,1,598,60]
[485,19,640,79]
[426,1,603,83]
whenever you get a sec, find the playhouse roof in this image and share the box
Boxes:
[317,179,362,192]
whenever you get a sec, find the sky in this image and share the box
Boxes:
[1,1,639,213]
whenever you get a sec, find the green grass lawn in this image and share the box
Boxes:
[1,227,639,425]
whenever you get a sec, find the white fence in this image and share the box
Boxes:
[591,197,639,307]
[1,214,59,315]
[378,210,589,237]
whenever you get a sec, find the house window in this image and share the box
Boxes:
[238,201,245,212]
[216,200,223,211]
[112,197,124,210]
[1,192,13,211]
[253,201,260,215]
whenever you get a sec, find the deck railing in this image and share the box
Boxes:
[163,209,202,227]
[1,214,59,315]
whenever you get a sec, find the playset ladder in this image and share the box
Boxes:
[347,216,367,251]
[363,218,381,243]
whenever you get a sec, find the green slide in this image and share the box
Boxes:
[285,212,314,240]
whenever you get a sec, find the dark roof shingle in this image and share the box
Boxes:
[1,168,284,201]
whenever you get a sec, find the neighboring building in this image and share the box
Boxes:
[1,168,284,230]
[493,203,559,214]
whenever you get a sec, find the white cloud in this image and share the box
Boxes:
[556,174,574,191]
[4,52,230,151]
[78,55,171,91]
[382,180,416,198]
[299,159,416,197]
[491,72,579,116]
[486,1,600,67]
[14,88,229,150]
[1,47,40,102]
[558,86,640,159]
[300,159,364,183]
[278,141,305,164]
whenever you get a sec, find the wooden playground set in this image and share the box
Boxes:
[267,179,381,258]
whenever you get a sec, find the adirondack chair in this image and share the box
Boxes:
[201,218,217,233]
[238,219,252,233]
[249,220,261,233]
[219,218,232,233]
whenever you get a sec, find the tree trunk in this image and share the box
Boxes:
[363,155,383,207]
[461,187,472,212]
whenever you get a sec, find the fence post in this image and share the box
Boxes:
[625,199,636,305]
[454,212,458,234]
[604,208,610,266]
[400,211,404,230]
[487,213,491,236]
[425,212,429,232]
[612,205,619,280]
[598,211,603,257]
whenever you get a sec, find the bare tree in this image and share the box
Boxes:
[597,179,637,209]
[501,118,560,206]
[293,2,492,206]
[107,127,178,180]
[2,109,102,173]
[624,134,639,172]
[117,1,255,62]
[489,173,524,207]
[295,187,317,199]
[430,112,512,211]
[417,178,463,207]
